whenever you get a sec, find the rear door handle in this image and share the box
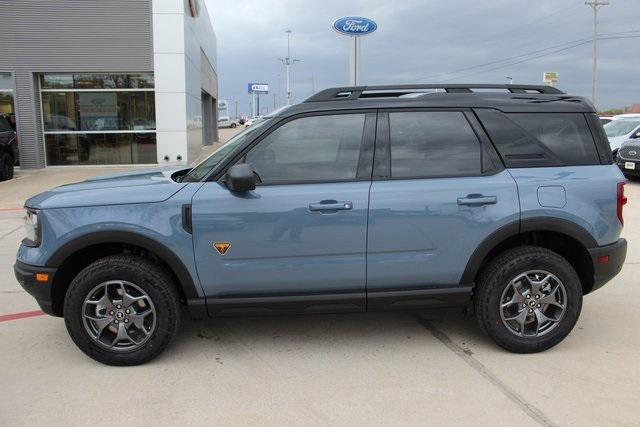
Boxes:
[309,200,353,211]
[457,195,497,206]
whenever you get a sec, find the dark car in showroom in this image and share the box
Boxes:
[0,113,18,180]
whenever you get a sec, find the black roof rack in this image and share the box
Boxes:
[304,84,564,102]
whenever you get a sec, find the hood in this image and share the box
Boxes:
[609,135,630,151]
[620,140,640,150]
[25,167,190,209]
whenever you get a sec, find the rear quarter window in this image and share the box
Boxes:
[475,110,601,167]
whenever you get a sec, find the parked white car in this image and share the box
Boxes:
[217,116,238,128]
[604,116,640,155]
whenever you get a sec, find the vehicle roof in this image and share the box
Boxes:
[273,84,596,117]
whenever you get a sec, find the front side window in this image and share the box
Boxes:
[245,114,365,184]
[389,111,481,178]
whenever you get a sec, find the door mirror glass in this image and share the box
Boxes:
[225,163,256,192]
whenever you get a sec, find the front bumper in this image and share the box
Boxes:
[14,260,58,316]
[587,238,627,293]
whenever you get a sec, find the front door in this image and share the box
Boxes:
[191,112,376,314]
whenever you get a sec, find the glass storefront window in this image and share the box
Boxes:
[0,73,14,91]
[42,72,156,165]
[41,73,154,89]
[42,92,77,130]
[45,133,157,165]
[0,92,14,115]
[42,91,155,131]
[41,74,74,89]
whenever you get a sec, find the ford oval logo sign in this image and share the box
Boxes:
[332,17,377,36]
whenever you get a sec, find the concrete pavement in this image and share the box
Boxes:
[1,159,639,425]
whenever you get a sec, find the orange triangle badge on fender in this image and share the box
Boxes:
[213,242,231,255]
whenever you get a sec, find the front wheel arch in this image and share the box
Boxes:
[47,231,202,317]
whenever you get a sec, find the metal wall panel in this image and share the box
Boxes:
[0,0,153,168]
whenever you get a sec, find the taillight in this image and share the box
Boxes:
[617,181,627,225]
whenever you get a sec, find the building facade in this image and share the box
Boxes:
[0,0,218,168]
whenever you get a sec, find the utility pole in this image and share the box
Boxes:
[585,0,609,107]
[310,74,316,94]
[278,30,301,105]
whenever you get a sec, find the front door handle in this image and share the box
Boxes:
[457,195,497,206]
[309,200,353,212]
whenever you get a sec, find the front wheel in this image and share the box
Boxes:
[230,123,237,128]
[474,246,582,353]
[64,255,181,365]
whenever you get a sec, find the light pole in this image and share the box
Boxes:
[585,0,609,106]
[506,76,513,85]
[278,30,301,105]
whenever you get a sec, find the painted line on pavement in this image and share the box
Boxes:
[413,315,555,427]
[0,225,22,241]
[0,310,45,323]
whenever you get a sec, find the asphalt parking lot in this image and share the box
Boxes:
[1,137,639,425]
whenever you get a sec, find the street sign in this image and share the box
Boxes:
[543,72,559,83]
[248,83,269,94]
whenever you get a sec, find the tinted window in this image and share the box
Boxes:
[389,111,481,178]
[507,113,599,165]
[245,114,365,184]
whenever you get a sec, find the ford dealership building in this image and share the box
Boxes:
[0,0,218,168]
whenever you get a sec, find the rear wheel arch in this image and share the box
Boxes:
[47,231,202,316]
[462,218,596,294]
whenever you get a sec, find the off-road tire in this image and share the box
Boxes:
[474,246,582,353]
[64,255,181,366]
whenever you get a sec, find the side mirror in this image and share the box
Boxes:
[225,163,256,192]
[633,130,640,139]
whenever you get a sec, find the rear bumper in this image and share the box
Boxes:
[587,238,627,293]
[14,260,57,316]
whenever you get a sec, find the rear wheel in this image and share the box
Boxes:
[474,246,582,353]
[64,255,181,365]
[0,153,13,181]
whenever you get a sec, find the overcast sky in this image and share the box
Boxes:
[204,0,639,115]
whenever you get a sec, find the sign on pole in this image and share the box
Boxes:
[543,72,559,86]
[247,83,269,94]
[332,17,377,86]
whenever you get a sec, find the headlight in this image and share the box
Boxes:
[23,209,40,247]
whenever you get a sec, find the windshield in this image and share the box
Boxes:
[183,119,270,181]
[604,119,640,138]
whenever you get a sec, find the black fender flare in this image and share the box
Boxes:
[46,230,202,300]
[460,217,597,284]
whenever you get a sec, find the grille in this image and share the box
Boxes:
[619,146,640,160]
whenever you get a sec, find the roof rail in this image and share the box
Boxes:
[304,84,564,102]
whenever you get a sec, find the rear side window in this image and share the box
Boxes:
[389,111,481,178]
[476,110,600,167]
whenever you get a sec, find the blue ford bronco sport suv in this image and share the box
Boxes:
[15,84,627,365]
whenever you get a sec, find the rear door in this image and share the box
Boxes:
[366,110,519,308]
